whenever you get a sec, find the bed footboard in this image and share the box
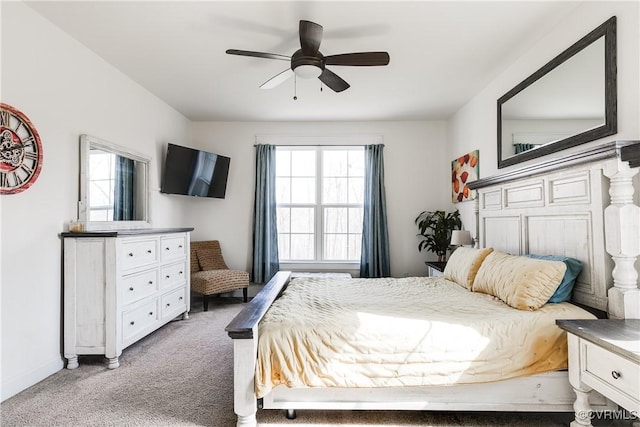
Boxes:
[225,271,292,427]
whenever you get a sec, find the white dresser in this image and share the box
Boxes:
[62,228,193,369]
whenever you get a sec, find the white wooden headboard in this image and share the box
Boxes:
[469,140,640,319]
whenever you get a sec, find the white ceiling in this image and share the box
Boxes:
[25,1,582,122]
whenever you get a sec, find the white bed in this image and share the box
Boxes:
[256,275,595,397]
[226,140,640,427]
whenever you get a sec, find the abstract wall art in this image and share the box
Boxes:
[451,150,479,203]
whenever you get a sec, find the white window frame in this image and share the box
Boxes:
[257,134,382,272]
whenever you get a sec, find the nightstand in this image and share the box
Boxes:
[556,319,640,427]
[425,261,446,277]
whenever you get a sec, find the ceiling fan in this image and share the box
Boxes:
[226,20,390,93]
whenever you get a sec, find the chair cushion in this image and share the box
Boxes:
[196,247,228,271]
[191,269,249,296]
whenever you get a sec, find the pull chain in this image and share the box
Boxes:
[293,74,298,100]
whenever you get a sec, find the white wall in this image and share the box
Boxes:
[448,1,640,230]
[186,121,449,279]
[0,2,190,400]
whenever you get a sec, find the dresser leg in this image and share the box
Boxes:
[66,355,79,370]
[182,311,189,320]
[570,387,593,427]
[106,356,120,369]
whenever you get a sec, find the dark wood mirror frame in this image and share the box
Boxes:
[497,16,617,169]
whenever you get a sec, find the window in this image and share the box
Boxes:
[275,146,364,263]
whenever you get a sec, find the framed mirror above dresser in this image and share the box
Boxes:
[498,16,617,169]
[79,134,151,230]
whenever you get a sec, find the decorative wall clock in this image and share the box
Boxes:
[0,103,43,194]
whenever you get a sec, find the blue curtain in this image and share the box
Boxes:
[114,155,134,221]
[251,144,279,283]
[360,144,390,278]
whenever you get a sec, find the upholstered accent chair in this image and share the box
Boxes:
[190,240,249,311]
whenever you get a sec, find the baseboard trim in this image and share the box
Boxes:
[1,356,64,402]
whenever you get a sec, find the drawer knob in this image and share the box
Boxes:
[611,370,621,380]
[149,311,153,316]
[147,249,152,254]
[148,281,153,285]
[166,303,171,307]
[128,253,134,257]
[179,296,183,300]
[165,275,170,279]
[130,321,135,326]
[179,271,183,275]
[165,247,170,251]
[129,287,134,291]
[178,245,183,248]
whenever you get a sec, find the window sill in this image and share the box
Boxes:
[280,261,359,274]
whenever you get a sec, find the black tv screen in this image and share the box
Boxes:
[160,143,230,199]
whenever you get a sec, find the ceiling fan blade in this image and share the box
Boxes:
[319,68,350,92]
[260,68,294,89]
[226,49,290,61]
[299,20,323,54]
[325,52,390,66]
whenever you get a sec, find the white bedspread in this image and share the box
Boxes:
[255,276,595,397]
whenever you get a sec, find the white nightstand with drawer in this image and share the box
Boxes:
[557,319,640,427]
[425,261,446,277]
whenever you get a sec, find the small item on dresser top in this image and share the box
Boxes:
[68,219,84,233]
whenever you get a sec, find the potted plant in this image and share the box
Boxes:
[415,210,462,262]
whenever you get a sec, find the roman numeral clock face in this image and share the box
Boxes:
[0,103,43,194]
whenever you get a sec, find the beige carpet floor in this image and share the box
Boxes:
[0,297,632,427]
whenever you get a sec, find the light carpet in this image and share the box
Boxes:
[0,297,614,427]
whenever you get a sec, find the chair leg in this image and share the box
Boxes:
[203,295,209,312]
[243,287,248,302]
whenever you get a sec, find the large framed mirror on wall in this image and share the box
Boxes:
[497,16,617,169]
[79,134,151,230]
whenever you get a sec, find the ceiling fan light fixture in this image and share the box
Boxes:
[226,20,390,93]
[293,64,322,79]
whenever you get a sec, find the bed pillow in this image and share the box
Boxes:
[525,254,582,303]
[443,247,494,290]
[473,251,566,311]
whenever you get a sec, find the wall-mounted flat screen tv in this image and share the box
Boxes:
[160,143,230,199]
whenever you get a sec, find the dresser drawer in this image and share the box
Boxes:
[161,286,187,320]
[160,261,187,289]
[120,238,158,270]
[160,235,186,262]
[121,269,158,305]
[122,299,159,345]
[583,340,639,401]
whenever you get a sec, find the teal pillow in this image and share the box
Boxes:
[525,254,582,303]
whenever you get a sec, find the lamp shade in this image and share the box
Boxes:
[450,230,473,246]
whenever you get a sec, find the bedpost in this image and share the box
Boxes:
[603,156,640,319]
[226,271,292,427]
[474,194,480,248]
[233,330,258,427]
